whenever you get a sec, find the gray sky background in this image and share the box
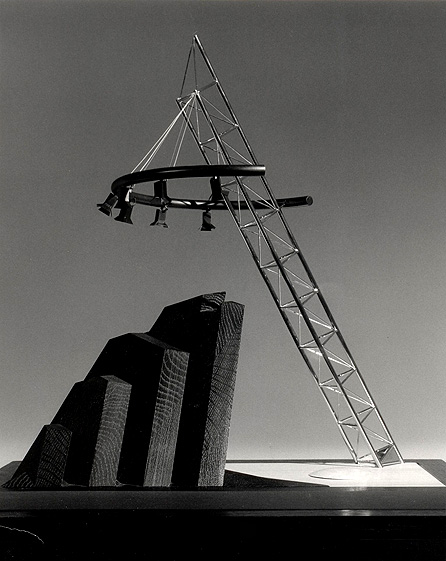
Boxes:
[1,0,445,465]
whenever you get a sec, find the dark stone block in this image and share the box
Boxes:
[198,301,244,485]
[86,334,189,486]
[89,375,132,486]
[148,292,244,486]
[52,377,110,485]
[144,349,189,486]
[3,424,71,488]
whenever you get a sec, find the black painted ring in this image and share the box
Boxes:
[111,165,266,194]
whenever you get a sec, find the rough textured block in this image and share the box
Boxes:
[89,375,132,486]
[199,301,244,485]
[51,376,115,485]
[144,349,190,486]
[6,292,243,489]
[149,292,244,487]
[86,334,189,486]
[3,424,71,489]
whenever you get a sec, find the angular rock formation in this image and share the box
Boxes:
[4,292,243,488]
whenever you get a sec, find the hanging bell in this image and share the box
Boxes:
[115,204,133,224]
[150,207,168,228]
[201,210,215,231]
[97,193,118,216]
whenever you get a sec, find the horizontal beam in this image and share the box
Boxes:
[132,193,313,210]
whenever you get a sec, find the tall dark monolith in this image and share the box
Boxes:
[85,334,189,486]
[51,375,132,486]
[148,292,244,486]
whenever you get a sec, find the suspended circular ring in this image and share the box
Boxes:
[98,164,312,226]
[111,164,266,194]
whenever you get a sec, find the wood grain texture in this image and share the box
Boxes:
[198,302,244,486]
[89,334,166,486]
[150,294,222,487]
[200,292,226,312]
[52,378,108,486]
[2,471,34,489]
[3,424,71,489]
[35,424,72,488]
[89,376,132,487]
[149,293,244,487]
[144,349,189,486]
[113,338,189,487]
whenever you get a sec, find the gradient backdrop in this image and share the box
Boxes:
[1,0,445,465]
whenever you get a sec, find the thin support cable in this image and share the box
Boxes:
[221,140,253,165]
[200,95,235,126]
[170,106,191,167]
[132,96,195,173]
[194,96,201,143]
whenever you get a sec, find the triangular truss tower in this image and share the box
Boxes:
[175,36,403,467]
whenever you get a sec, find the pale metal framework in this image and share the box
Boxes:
[175,35,403,467]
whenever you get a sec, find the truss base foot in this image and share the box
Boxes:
[309,464,380,481]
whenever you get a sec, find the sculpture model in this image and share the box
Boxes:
[4,292,244,489]
[96,35,403,468]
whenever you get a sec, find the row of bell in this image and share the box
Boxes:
[98,176,221,230]
[97,194,216,231]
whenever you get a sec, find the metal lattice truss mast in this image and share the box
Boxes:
[176,36,402,467]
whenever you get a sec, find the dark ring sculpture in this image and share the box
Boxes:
[111,165,266,193]
[98,164,312,227]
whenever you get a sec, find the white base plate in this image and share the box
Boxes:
[225,461,444,487]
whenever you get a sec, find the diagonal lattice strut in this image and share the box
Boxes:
[176,35,403,467]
